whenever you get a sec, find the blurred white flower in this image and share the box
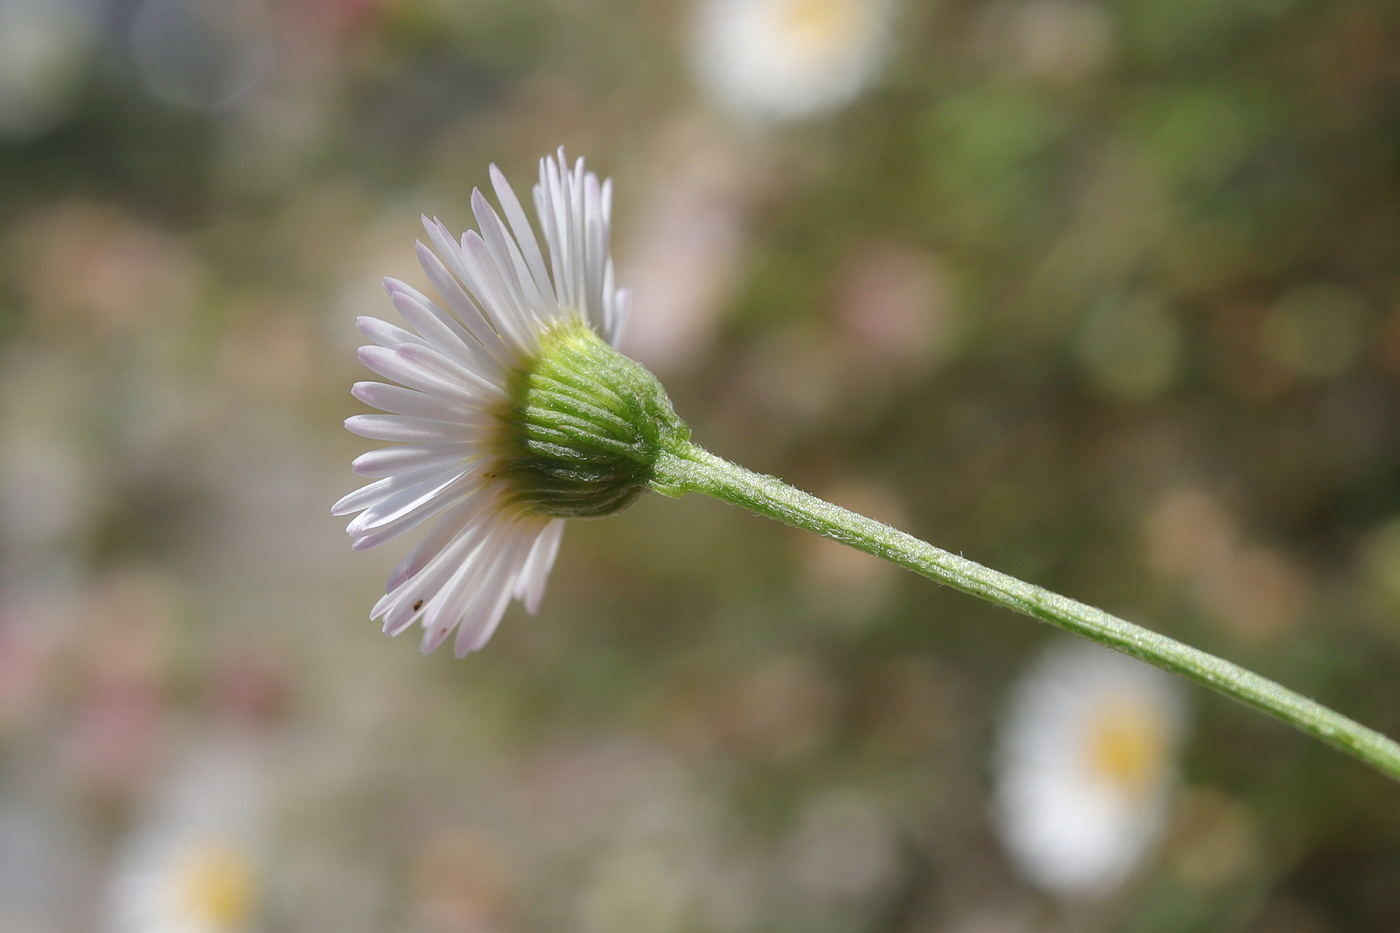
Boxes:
[108,744,269,933]
[691,0,895,122]
[994,640,1187,896]
[334,151,630,657]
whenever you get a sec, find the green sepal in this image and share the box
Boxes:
[494,318,689,519]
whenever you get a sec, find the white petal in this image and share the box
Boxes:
[418,527,507,653]
[384,277,474,346]
[385,278,502,381]
[374,513,485,622]
[583,168,604,326]
[357,346,493,408]
[344,414,484,444]
[383,495,489,594]
[535,154,572,312]
[380,537,487,635]
[376,509,495,633]
[425,217,534,354]
[349,481,475,551]
[458,230,536,352]
[490,163,556,307]
[335,464,474,522]
[473,187,550,323]
[345,467,470,535]
[569,156,588,318]
[415,239,509,360]
[454,587,515,658]
[357,315,424,350]
[351,381,478,423]
[393,341,501,399]
[352,443,473,478]
[421,526,502,631]
[515,518,565,614]
[453,527,536,657]
[332,475,394,516]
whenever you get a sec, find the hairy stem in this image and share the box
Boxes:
[652,443,1400,783]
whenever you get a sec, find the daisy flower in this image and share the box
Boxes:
[335,151,684,658]
[691,0,895,122]
[993,640,1188,896]
[108,746,268,933]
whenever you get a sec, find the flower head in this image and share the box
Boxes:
[691,0,895,122]
[334,151,685,657]
[994,640,1188,896]
[108,747,267,933]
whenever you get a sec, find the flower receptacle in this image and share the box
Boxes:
[494,318,689,519]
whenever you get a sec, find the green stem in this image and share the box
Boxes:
[651,442,1400,784]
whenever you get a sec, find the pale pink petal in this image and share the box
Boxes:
[352,443,474,478]
[351,382,477,423]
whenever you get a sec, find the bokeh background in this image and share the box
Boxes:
[2,0,1400,930]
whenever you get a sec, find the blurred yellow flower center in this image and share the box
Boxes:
[1085,699,1168,794]
[178,840,256,929]
[781,0,862,60]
